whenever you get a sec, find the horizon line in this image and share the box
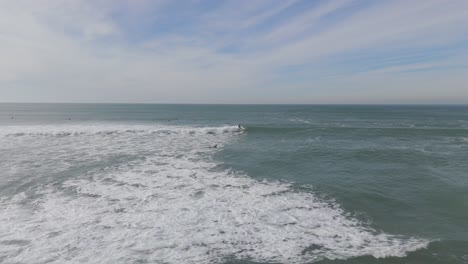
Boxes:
[1,102,467,106]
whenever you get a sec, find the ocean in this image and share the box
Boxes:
[0,103,467,264]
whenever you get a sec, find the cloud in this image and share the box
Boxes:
[0,0,467,103]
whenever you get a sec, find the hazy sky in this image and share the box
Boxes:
[1,0,467,104]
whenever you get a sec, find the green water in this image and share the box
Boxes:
[218,105,468,263]
[0,103,467,263]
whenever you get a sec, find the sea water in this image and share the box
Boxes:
[0,103,467,264]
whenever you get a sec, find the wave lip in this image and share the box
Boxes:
[0,124,242,137]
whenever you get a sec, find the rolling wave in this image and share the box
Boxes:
[0,124,243,137]
[244,125,468,137]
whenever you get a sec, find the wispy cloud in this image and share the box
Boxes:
[1,0,467,103]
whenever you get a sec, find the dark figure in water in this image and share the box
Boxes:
[238,124,241,129]
[211,144,217,148]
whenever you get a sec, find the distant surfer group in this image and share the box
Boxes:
[9,116,73,120]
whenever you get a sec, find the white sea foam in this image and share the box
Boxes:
[0,124,429,264]
[289,118,311,124]
[0,124,241,137]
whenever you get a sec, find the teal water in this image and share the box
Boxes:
[0,103,467,264]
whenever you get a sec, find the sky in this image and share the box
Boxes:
[1,0,467,104]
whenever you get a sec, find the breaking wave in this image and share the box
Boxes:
[0,124,429,263]
[0,124,241,137]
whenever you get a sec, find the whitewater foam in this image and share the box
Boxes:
[0,124,241,137]
[0,124,429,264]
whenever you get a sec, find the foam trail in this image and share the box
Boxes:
[0,124,429,264]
